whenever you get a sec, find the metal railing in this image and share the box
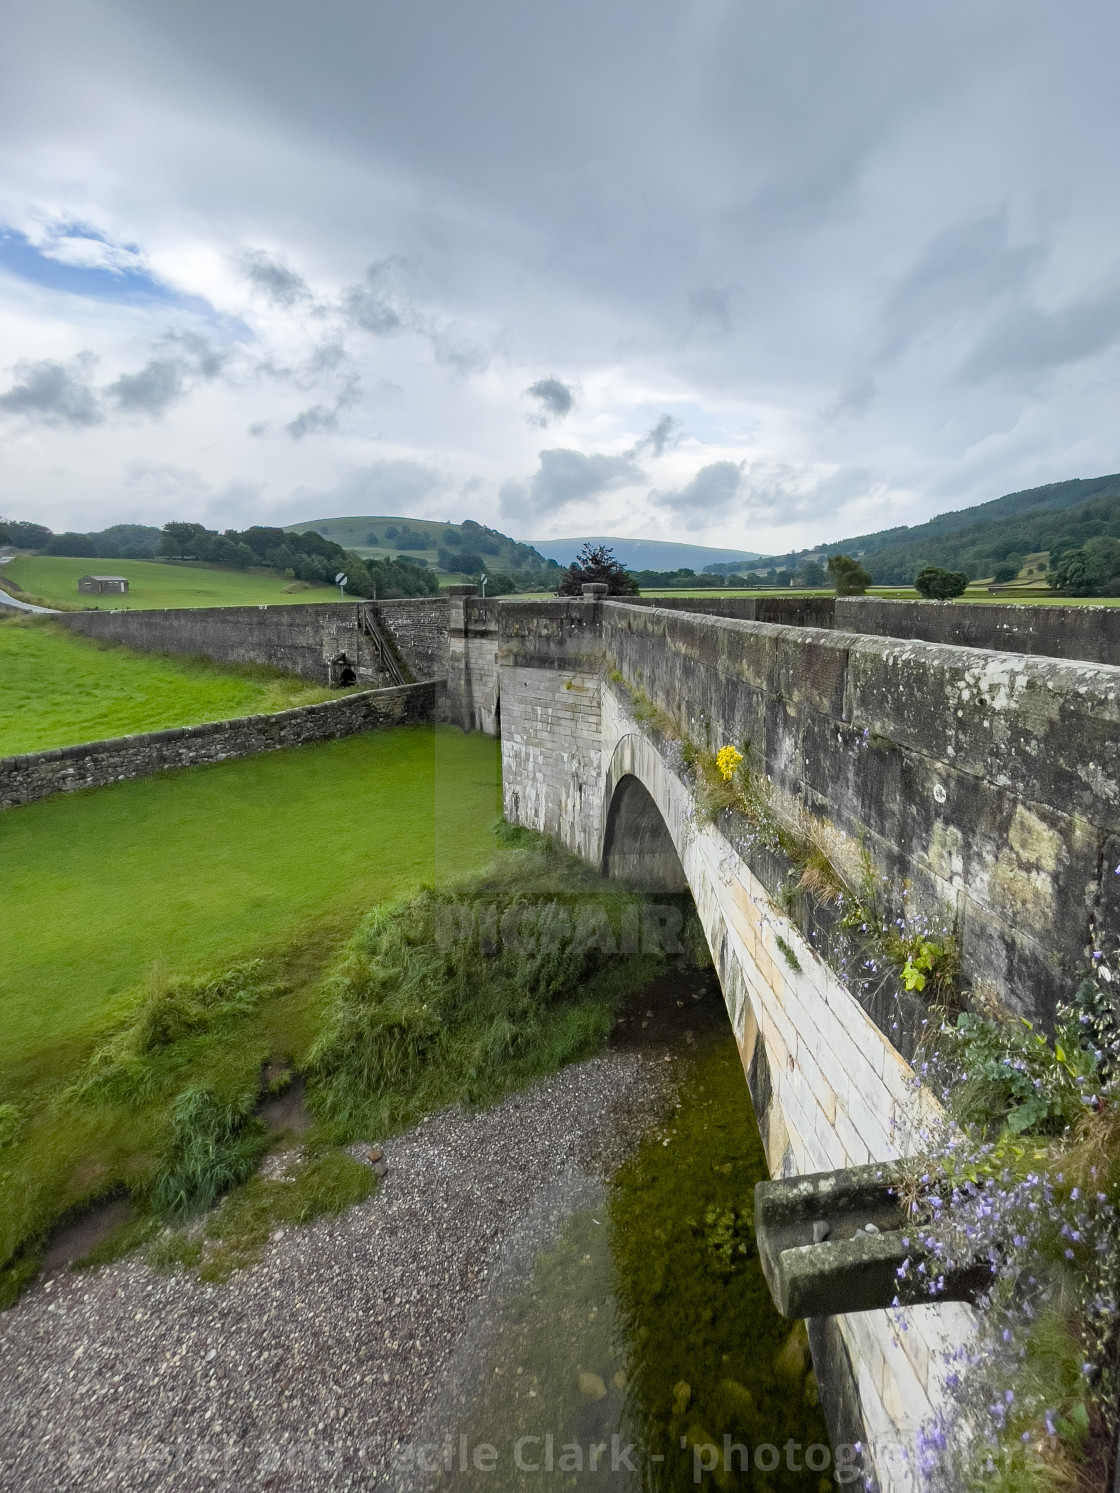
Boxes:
[358,604,408,686]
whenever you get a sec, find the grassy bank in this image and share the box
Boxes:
[0,805,673,1301]
[1,726,501,1084]
[0,615,351,756]
[2,555,337,610]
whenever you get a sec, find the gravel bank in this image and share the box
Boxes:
[0,1050,679,1493]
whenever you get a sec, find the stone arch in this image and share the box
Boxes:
[601,773,687,891]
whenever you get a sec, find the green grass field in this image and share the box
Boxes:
[0,617,349,756]
[0,726,500,1082]
[0,725,503,1295]
[2,555,337,610]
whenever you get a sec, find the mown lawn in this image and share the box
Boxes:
[2,555,337,610]
[0,616,348,756]
[0,726,501,1084]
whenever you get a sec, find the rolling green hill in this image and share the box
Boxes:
[0,616,346,756]
[286,514,557,579]
[749,474,1120,582]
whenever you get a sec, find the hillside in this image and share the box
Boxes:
[736,473,1120,581]
[530,534,762,570]
[286,514,557,579]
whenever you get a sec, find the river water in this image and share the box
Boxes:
[409,967,835,1492]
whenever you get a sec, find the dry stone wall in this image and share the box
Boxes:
[0,682,441,810]
[58,598,449,687]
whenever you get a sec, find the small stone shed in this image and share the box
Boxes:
[78,575,129,595]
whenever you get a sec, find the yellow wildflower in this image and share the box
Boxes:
[715,745,743,782]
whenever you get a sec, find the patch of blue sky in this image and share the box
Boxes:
[0,225,250,339]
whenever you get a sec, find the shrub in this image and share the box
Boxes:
[825,554,872,595]
[556,543,640,597]
[915,566,969,600]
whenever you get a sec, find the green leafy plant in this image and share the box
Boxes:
[149,1085,267,1219]
[901,940,943,992]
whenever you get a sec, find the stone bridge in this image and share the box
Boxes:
[445,589,1120,1490]
[47,587,1120,1486]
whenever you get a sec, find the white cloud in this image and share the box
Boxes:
[1,0,1119,548]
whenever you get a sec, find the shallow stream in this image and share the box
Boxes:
[414,969,835,1492]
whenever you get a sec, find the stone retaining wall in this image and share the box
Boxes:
[0,681,442,810]
[58,598,449,686]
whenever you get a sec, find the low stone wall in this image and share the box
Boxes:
[58,598,449,687]
[0,681,442,810]
[627,591,1120,665]
[836,595,1120,665]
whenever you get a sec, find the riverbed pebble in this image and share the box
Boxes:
[0,1050,676,1493]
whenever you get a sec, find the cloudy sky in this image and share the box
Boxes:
[2,0,1119,552]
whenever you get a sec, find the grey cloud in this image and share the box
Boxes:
[430,325,489,376]
[525,377,574,426]
[242,249,311,307]
[108,357,184,413]
[956,277,1120,383]
[877,216,1045,365]
[688,285,734,337]
[342,284,402,336]
[653,461,743,521]
[657,458,871,532]
[819,376,877,426]
[286,403,338,438]
[501,448,645,522]
[292,458,444,514]
[286,375,362,439]
[166,330,230,379]
[0,354,102,426]
[632,414,681,457]
[109,332,229,415]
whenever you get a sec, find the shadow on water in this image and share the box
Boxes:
[420,965,834,1490]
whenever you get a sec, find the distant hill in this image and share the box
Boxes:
[528,535,762,571]
[749,473,1120,581]
[286,515,556,576]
